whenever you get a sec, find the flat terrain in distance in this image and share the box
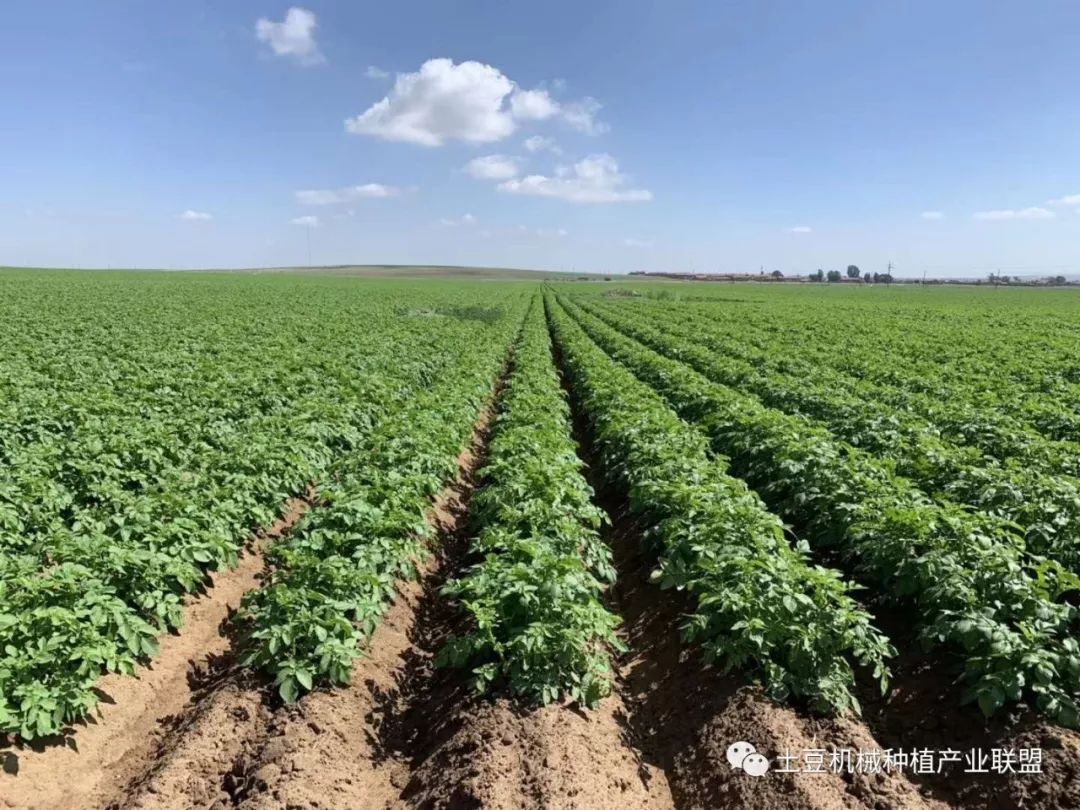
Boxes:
[2,267,1079,810]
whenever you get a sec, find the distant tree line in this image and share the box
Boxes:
[807,265,893,284]
[987,272,1070,286]
[626,270,1074,286]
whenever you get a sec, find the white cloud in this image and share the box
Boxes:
[180,210,212,221]
[464,154,520,180]
[438,213,477,227]
[561,97,609,135]
[344,58,608,146]
[295,183,403,205]
[290,215,320,226]
[347,59,515,146]
[365,65,390,79]
[623,237,653,247]
[921,211,944,220]
[536,227,568,238]
[1047,193,1080,206]
[972,207,1055,221]
[787,225,812,233]
[498,154,651,204]
[523,135,560,154]
[509,88,559,121]
[255,7,324,66]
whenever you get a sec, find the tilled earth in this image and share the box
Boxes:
[3,406,1079,810]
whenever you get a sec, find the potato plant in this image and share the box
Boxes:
[438,300,622,707]
[559,295,1080,727]
[548,296,894,715]
[611,295,1080,470]
[0,274,525,738]
[241,308,521,703]
[580,298,1080,574]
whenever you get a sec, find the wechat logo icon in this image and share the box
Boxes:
[726,741,771,777]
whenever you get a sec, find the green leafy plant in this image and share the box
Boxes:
[438,300,622,707]
[548,295,894,715]
[240,309,521,703]
[559,293,1080,727]
[0,272,526,738]
[579,296,1080,573]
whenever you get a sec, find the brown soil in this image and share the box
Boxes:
[114,385,507,810]
[850,610,1080,810]
[0,495,312,810]
[399,696,671,810]
[221,364,673,810]
[376,432,673,809]
[551,322,946,810]
[8,332,1079,810]
[594,499,945,810]
[122,565,427,810]
[85,356,666,810]
[118,678,270,810]
[548,299,1080,810]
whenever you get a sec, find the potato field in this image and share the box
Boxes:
[2,270,1080,810]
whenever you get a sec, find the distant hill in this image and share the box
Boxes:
[1,264,600,281]
[256,264,591,281]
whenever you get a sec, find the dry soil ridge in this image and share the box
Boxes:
[0,494,312,810]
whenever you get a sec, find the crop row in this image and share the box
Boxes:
[0,276,526,739]
[579,298,1080,574]
[240,312,518,701]
[628,296,1080,452]
[546,294,893,714]
[557,294,1080,727]
[653,291,1080,404]
[437,299,622,707]
[0,345,430,739]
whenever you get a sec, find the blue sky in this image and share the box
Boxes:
[2,1,1079,276]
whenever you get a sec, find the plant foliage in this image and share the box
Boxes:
[438,300,622,707]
